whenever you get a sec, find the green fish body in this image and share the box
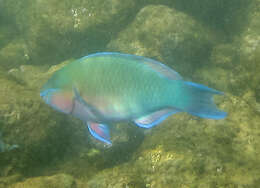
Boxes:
[41,52,226,145]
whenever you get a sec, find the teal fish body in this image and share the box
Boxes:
[41,52,227,145]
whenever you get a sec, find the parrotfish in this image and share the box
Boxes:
[40,52,227,145]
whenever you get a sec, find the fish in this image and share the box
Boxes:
[0,132,19,152]
[40,52,227,145]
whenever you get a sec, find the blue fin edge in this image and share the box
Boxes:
[135,110,179,129]
[87,123,112,145]
[184,81,224,95]
[79,52,182,80]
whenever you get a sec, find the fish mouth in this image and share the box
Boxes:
[40,88,60,104]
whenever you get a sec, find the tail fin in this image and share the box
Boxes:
[178,81,227,119]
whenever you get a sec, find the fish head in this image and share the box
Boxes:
[40,73,74,114]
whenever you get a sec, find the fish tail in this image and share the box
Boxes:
[176,81,227,119]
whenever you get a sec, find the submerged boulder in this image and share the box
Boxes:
[143,0,250,37]
[9,174,76,188]
[1,0,139,67]
[201,0,260,103]
[0,39,29,70]
[238,0,260,102]
[107,5,216,76]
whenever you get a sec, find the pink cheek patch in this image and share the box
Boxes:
[50,92,73,114]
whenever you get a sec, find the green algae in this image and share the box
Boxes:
[141,0,251,37]
[1,0,140,67]
[107,5,216,77]
[9,174,76,188]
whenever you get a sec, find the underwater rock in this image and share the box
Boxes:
[1,0,138,66]
[239,0,260,63]
[141,0,250,37]
[210,44,238,69]
[189,0,260,102]
[0,134,19,153]
[0,39,29,70]
[230,0,260,101]
[0,174,23,188]
[0,25,17,50]
[86,166,145,188]
[107,5,216,76]
[195,3,260,98]
[192,43,240,94]
[9,174,76,188]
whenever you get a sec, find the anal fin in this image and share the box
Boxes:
[134,108,180,128]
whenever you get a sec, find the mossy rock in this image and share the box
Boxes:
[9,174,76,188]
[0,39,29,70]
[1,0,139,66]
[107,5,216,77]
[143,0,251,37]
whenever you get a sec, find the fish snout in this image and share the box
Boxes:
[40,90,48,103]
[40,88,59,104]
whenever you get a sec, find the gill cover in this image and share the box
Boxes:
[40,88,74,114]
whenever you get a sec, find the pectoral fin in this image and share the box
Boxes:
[134,108,180,128]
[72,86,103,121]
[87,122,112,145]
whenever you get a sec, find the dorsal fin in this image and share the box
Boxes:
[142,58,182,80]
[80,52,182,80]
